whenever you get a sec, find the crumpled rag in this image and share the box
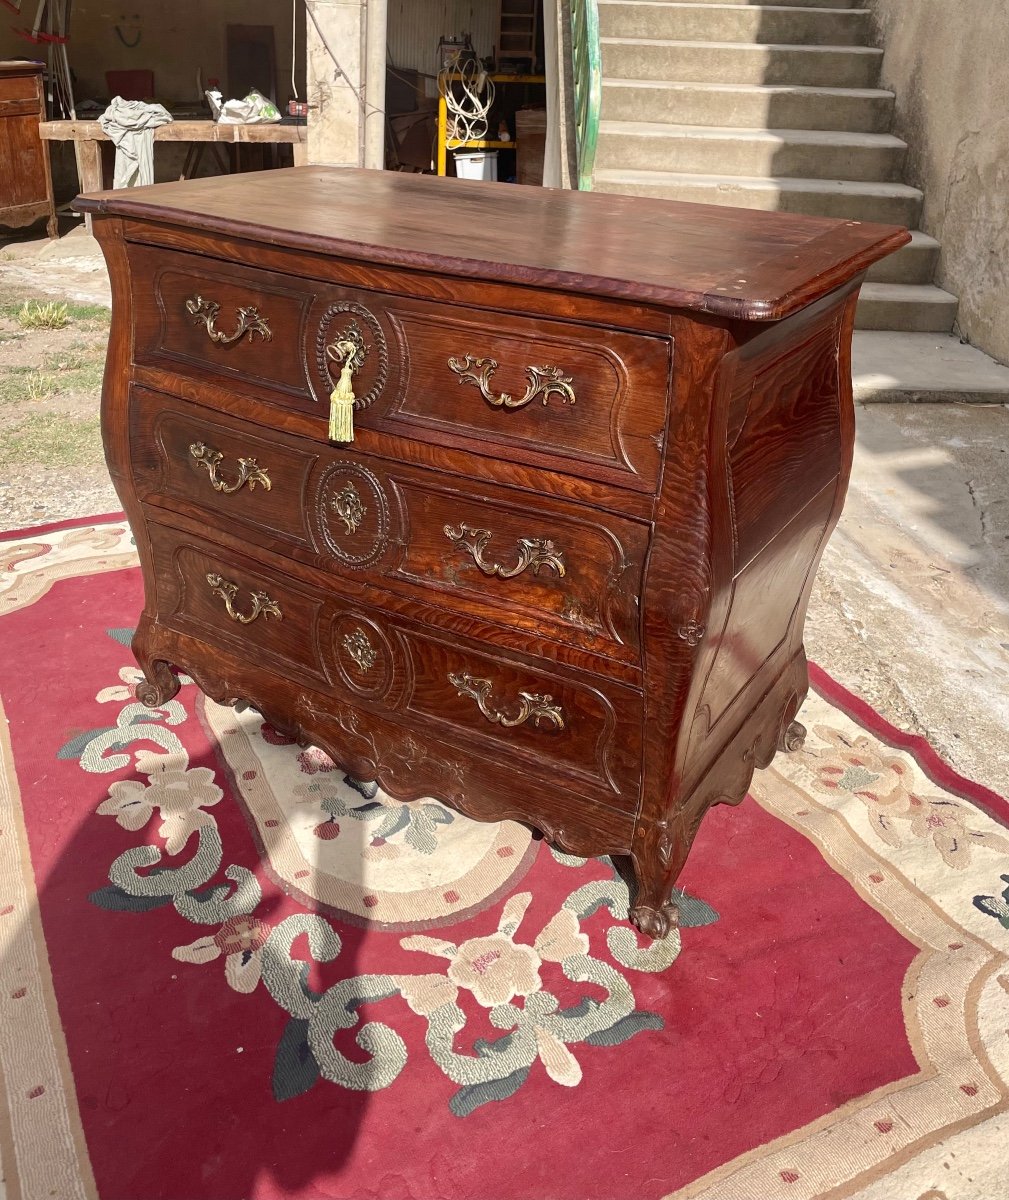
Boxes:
[98,97,173,189]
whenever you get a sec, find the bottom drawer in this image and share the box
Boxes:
[146,521,643,810]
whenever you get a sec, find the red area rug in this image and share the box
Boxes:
[1,516,1008,1200]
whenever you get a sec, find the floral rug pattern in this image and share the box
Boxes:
[73,633,713,1112]
[0,516,1007,1200]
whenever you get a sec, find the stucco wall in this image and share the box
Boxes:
[869,0,1009,364]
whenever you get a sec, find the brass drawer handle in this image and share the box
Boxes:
[185,295,272,346]
[447,354,576,410]
[189,442,271,494]
[444,523,566,579]
[449,671,565,731]
[206,572,283,625]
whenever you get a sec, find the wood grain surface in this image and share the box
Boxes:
[89,171,906,938]
[77,166,909,320]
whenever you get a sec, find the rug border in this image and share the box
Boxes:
[808,663,1009,826]
[0,699,98,1200]
[0,512,126,542]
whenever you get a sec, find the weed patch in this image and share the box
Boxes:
[0,413,104,468]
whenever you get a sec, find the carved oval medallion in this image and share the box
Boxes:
[313,301,389,410]
[331,612,393,699]
[312,460,390,569]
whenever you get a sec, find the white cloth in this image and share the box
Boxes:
[98,97,173,189]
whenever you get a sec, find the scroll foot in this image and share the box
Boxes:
[629,901,680,941]
[135,659,181,708]
[779,719,807,753]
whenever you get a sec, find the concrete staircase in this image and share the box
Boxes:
[592,0,959,332]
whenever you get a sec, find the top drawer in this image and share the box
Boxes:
[129,243,329,409]
[128,242,673,492]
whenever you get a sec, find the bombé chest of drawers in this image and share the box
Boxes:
[78,168,907,939]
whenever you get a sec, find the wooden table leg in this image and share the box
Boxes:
[73,138,103,232]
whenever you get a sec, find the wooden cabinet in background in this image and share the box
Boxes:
[0,61,57,239]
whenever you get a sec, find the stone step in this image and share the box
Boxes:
[638,0,864,7]
[596,121,907,181]
[598,2,873,47]
[600,79,895,132]
[865,230,940,284]
[855,283,958,333]
[852,332,1009,404]
[593,168,923,224]
[600,37,883,86]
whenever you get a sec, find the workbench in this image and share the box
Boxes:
[40,119,309,229]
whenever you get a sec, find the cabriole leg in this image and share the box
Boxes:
[625,807,705,941]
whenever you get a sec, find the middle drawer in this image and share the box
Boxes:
[129,388,649,663]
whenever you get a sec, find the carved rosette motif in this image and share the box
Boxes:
[311,460,391,569]
[314,301,388,410]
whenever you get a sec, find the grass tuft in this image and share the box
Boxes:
[1,299,110,328]
[0,413,104,468]
[16,300,69,330]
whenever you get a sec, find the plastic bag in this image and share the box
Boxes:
[207,87,282,125]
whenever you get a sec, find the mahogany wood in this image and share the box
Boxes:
[0,62,57,239]
[77,167,908,939]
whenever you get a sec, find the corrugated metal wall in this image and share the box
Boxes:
[386,1,501,81]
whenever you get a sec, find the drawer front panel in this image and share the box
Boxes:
[130,244,315,405]
[0,75,37,103]
[127,243,672,491]
[399,629,641,801]
[129,245,396,415]
[388,474,644,651]
[144,521,642,810]
[131,395,317,547]
[382,300,671,490]
[148,523,328,683]
[130,390,647,660]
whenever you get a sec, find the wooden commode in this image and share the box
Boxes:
[78,167,907,939]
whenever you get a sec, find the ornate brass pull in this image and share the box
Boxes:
[185,295,272,345]
[447,355,576,410]
[205,572,283,625]
[330,481,366,535]
[189,442,271,494]
[449,671,565,731]
[342,629,377,672]
[444,524,566,579]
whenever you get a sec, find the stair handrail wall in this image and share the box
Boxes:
[570,0,601,190]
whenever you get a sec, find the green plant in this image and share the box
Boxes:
[43,348,88,372]
[0,365,34,404]
[24,370,56,402]
[16,300,69,330]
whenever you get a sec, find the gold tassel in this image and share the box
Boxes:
[328,362,356,443]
